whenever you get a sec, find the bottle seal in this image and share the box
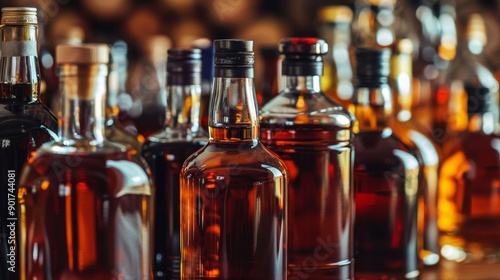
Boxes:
[213,39,254,78]
[1,7,37,25]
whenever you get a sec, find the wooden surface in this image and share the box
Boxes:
[421,260,500,280]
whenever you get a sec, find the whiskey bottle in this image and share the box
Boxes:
[142,48,208,279]
[260,38,354,279]
[352,48,420,279]
[180,39,288,279]
[106,40,143,151]
[256,45,279,107]
[0,7,58,280]
[317,5,355,107]
[438,66,500,263]
[18,44,154,279]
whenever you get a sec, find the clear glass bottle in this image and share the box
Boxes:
[438,47,500,264]
[0,7,58,280]
[142,48,208,280]
[260,38,354,279]
[317,5,355,107]
[390,39,441,266]
[18,44,154,279]
[352,48,420,279]
[180,39,288,279]
[106,40,143,151]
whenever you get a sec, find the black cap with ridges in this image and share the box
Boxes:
[213,39,254,78]
[355,48,391,87]
[280,38,328,76]
[167,48,202,85]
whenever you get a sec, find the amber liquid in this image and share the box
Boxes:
[439,131,500,262]
[19,148,153,280]
[260,123,353,280]
[180,131,286,279]
[142,140,205,279]
[354,131,419,280]
[0,83,57,280]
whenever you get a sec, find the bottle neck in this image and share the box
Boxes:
[209,76,259,142]
[59,64,107,145]
[0,24,40,103]
[352,82,393,132]
[163,83,203,139]
[285,75,321,93]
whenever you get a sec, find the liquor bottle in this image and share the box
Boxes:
[433,13,494,145]
[352,48,420,279]
[256,45,279,107]
[260,38,354,279]
[180,39,288,279]
[106,40,143,151]
[438,43,500,264]
[18,44,154,279]
[390,39,441,266]
[352,0,396,48]
[142,48,208,279]
[0,7,58,280]
[317,5,355,107]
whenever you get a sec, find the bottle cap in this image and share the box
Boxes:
[167,48,202,85]
[213,39,254,78]
[466,86,492,114]
[318,6,353,23]
[56,44,110,65]
[280,38,327,76]
[1,7,37,25]
[355,48,391,86]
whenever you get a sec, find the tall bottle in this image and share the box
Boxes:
[106,40,143,151]
[142,48,208,279]
[256,45,280,107]
[438,37,500,264]
[180,39,288,279]
[260,38,354,279]
[317,5,355,107]
[352,48,420,279]
[0,7,58,280]
[18,44,154,279]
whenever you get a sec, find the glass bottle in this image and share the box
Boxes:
[180,39,288,279]
[0,7,58,280]
[106,40,143,151]
[390,39,441,266]
[317,5,355,107]
[256,45,280,107]
[260,38,354,280]
[352,48,420,279]
[18,44,154,279]
[438,47,500,264]
[142,48,208,280]
[352,0,397,49]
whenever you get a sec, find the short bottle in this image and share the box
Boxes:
[142,48,208,279]
[0,7,58,280]
[19,44,154,279]
[352,48,420,279]
[180,39,288,279]
[260,38,354,279]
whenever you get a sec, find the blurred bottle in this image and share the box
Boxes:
[192,38,213,132]
[180,39,287,279]
[260,38,354,279]
[122,35,170,138]
[438,68,500,263]
[256,45,279,107]
[142,48,208,279]
[19,44,154,279]
[390,39,441,266]
[352,0,397,48]
[433,12,493,146]
[106,40,143,151]
[317,5,354,107]
[352,48,419,279]
[0,7,58,280]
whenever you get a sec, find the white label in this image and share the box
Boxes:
[1,41,37,57]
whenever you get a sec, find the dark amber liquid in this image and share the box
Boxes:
[142,140,205,279]
[354,131,419,280]
[19,148,153,280]
[0,83,57,280]
[180,137,287,279]
[261,123,354,280]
